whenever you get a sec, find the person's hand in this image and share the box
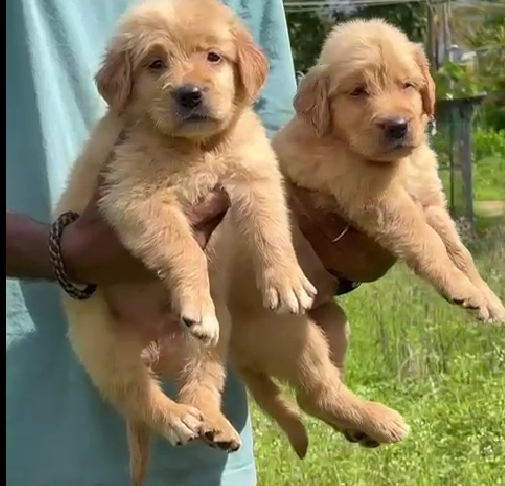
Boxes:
[61,184,230,285]
[287,181,396,287]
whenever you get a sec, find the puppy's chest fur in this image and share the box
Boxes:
[100,134,238,325]
[279,137,441,217]
[110,129,240,209]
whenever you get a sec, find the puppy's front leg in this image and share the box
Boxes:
[227,158,316,314]
[100,187,219,344]
[424,204,504,322]
[352,190,488,317]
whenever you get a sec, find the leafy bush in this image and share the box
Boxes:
[432,60,485,100]
[472,128,505,162]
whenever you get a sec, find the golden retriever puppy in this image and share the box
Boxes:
[273,19,505,323]
[56,0,316,481]
[131,219,412,481]
[193,18,505,465]
[223,222,410,460]
[137,217,410,477]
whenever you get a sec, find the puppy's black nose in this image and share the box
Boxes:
[380,117,409,140]
[172,85,203,109]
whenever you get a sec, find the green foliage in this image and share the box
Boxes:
[464,9,505,95]
[473,128,505,162]
[432,59,485,100]
[428,10,504,103]
[286,11,333,75]
[461,8,505,129]
[473,155,505,202]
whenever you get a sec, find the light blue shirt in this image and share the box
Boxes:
[5,1,296,485]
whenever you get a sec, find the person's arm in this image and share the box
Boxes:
[6,212,54,280]
[6,189,230,285]
[288,182,396,284]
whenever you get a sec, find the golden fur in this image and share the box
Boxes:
[273,19,505,323]
[58,9,467,485]
[56,0,318,483]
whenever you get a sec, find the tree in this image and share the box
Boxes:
[287,11,333,76]
[466,9,505,129]
[441,2,504,129]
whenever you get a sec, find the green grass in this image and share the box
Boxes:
[439,156,505,213]
[473,156,505,202]
[435,125,505,207]
[251,223,505,486]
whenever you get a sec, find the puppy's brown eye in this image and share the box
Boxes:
[403,82,415,90]
[349,87,367,96]
[148,59,166,71]
[207,51,221,64]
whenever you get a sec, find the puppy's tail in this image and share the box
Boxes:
[240,369,308,459]
[127,420,152,486]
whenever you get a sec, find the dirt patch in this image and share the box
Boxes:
[476,200,505,217]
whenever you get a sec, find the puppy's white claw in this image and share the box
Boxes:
[276,290,301,314]
[306,283,318,298]
[263,287,280,311]
[291,275,317,313]
[261,269,317,314]
[302,277,317,303]
[297,286,316,311]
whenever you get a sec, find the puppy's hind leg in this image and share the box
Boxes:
[278,314,409,446]
[240,368,309,459]
[65,296,205,448]
[177,298,241,452]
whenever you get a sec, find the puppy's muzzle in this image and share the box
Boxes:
[171,84,204,113]
[377,117,410,142]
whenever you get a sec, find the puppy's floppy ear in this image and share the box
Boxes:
[294,65,331,137]
[413,44,436,117]
[95,36,132,112]
[234,25,268,102]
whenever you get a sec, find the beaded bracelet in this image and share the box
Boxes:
[48,211,97,300]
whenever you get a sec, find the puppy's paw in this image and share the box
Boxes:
[489,306,505,324]
[178,297,220,345]
[484,294,505,323]
[445,282,488,319]
[162,404,205,446]
[357,401,410,445]
[260,266,317,314]
[200,412,242,452]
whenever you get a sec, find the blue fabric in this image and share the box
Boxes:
[5,1,296,485]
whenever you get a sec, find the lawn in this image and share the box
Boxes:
[251,221,505,486]
[435,127,505,214]
[473,156,505,202]
[439,155,505,209]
